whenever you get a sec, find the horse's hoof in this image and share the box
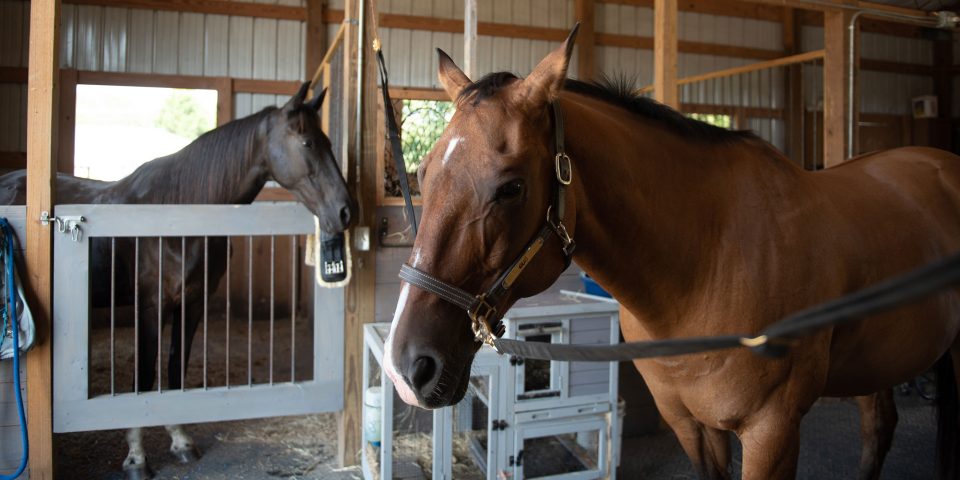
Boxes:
[172,445,202,464]
[123,464,154,480]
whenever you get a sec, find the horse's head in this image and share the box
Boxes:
[266,83,355,233]
[385,27,580,409]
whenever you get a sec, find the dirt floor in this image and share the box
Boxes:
[55,387,938,479]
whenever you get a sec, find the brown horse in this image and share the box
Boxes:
[384,29,960,479]
[0,82,353,479]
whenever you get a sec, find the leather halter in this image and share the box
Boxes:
[398,101,577,350]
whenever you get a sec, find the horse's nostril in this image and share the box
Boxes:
[410,356,437,393]
[339,205,351,227]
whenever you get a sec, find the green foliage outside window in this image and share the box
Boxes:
[689,113,732,129]
[401,99,455,173]
[155,92,215,140]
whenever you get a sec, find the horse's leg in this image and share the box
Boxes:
[124,305,159,480]
[738,407,802,480]
[123,428,153,480]
[656,398,731,479]
[164,299,203,463]
[855,389,898,480]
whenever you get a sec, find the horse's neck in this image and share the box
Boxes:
[564,97,803,336]
[115,113,271,204]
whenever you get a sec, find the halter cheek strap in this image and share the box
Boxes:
[399,100,576,350]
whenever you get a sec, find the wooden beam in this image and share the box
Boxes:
[934,38,953,122]
[58,69,77,174]
[602,0,783,23]
[67,0,306,20]
[464,0,477,78]
[305,0,328,78]
[823,7,857,166]
[388,87,448,101]
[653,0,678,108]
[215,77,234,125]
[25,0,60,478]
[338,0,378,467]
[575,0,596,81]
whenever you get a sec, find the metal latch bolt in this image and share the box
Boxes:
[40,211,85,242]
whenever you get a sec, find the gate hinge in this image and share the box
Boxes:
[40,211,85,242]
[509,450,524,466]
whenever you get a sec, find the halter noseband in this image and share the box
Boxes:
[398,101,576,351]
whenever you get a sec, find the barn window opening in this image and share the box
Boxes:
[75,85,217,181]
[382,98,454,202]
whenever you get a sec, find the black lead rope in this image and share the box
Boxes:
[376,47,418,236]
[493,250,960,361]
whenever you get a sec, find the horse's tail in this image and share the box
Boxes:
[936,352,958,479]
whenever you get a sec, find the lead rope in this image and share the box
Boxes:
[0,218,28,480]
[374,40,417,236]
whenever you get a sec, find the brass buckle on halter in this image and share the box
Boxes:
[555,153,572,185]
[469,296,499,349]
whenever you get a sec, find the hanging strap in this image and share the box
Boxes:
[375,46,418,236]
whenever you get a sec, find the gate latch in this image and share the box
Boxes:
[40,211,85,242]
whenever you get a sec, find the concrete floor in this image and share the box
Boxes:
[56,391,937,479]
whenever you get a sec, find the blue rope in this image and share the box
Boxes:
[0,218,27,480]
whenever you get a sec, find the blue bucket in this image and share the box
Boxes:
[580,272,612,298]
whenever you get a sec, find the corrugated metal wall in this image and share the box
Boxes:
[801,25,935,115]
[0,1,29,154]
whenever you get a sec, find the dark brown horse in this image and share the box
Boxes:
[0,82,353,479]
[384,29,960,479]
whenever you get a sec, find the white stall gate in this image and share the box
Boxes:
[51,203,343,432]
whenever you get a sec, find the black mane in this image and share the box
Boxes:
[459,72,757,144]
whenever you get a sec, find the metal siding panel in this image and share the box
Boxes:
[681,12,699,43]
[431,32,455,88]
[476,35,493,77]
[393,0,411,15]
[530,0,549,27]
[229,17,254,78]
[0,85,18,152]
[432,0,454,18]
[250,93,277,113]
[126,9,154,73]
[493,0,510,23]
[0,1,24,67]
[61,4,77,68]
[100,7,127,72]
[452,33,464,72]
[512,0,532,27]
[152,11,180,74]
[391,28,412,86]
[75,5,103,71]
[276,20,302,81]
[411,0,430,16]
[234,92,253,120]
[568,381,608,398]
[513,40,533,77]
[409,30,433,87]
[253,18,279,80]
[548,0,566,28]
[491,37,512,74]
[204,14,230,77]
[178,12,204,76]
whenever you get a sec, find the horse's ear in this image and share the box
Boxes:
[514,23,579,107]
[437,49,471,101]
[283,81,311,113]
[306,87,326,112]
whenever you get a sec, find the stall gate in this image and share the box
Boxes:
[52,203,343,432]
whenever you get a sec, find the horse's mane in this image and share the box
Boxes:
[119,106,275,203]
[458,72,758,144]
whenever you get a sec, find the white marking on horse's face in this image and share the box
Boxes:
[384,283,421,406]
[412,248,422,268]
[442,137,462,167]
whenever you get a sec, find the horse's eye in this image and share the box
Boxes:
[301,138,314,149]
[495,179,525,202]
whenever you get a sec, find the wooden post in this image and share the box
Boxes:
[823,7,857,167]
[25,0,60,478]
[215,77,234,125]
[338,0,378,467]
[783,8,805,165]
[575,0,595,81]
[653,0,678,108]
[58,69,77,174]
[306,0,328,77]
[464,0,477,79]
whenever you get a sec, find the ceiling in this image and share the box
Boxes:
[867,0,959,11]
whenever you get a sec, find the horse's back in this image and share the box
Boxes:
[0,169,114,205]
[814,146,960,395]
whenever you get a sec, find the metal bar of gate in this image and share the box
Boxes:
[110,238,116,396]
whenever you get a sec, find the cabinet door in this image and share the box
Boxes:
[512,417,609,480]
